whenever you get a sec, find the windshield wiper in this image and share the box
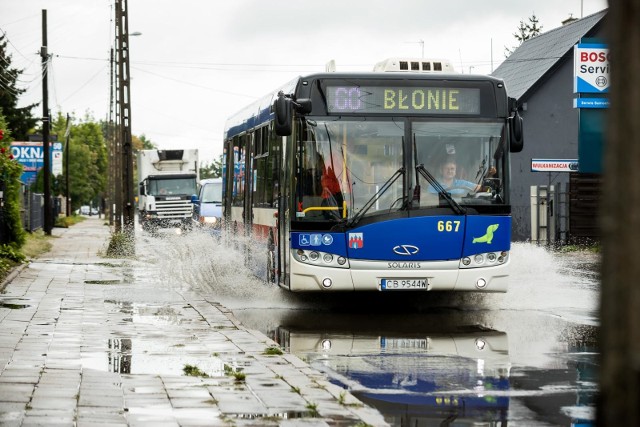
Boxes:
[346,167,405,228]
[416,164,466,215]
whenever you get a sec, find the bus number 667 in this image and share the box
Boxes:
[437,220,460,232]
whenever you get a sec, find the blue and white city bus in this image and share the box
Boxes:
[222,69,523,292]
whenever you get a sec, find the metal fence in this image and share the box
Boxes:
[530,174,601,246]
[530,182,570,246]
[20,184,44,233]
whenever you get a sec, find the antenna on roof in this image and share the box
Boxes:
[325,60,336,72]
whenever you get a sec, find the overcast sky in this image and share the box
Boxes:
[1,0,608,164]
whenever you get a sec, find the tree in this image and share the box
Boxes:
[504,14,543,57]
[138,134,156,150]
[0,33,37,140]
[200,155,223,179]
[0,110,25,247]
[598,3,640,425]
[40,112,109,212]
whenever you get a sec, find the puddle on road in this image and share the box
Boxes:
[85,279,122,285]
[0,300,30,309]
[228,411,314,420]
[128,226,601,426]
[82,338,228,377]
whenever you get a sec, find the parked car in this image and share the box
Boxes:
[80,205,90,215]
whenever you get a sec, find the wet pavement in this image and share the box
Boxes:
[0,217,387,427]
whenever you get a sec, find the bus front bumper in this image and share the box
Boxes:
[288,257,510,292]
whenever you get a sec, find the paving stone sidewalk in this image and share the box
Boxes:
[0,217,387,427]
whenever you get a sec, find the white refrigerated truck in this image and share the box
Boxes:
[137,149,199,232]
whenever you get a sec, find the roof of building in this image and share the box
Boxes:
[491,9,607,101]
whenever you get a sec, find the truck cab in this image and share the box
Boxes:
[137,149,199,233]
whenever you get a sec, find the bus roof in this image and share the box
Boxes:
[372,57,456,73]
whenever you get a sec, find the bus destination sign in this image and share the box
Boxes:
[326,86,480,115]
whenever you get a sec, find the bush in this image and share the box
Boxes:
[0,145,26,247]
[55,215,85,228]
[0,244,25,263]
[106,232,135,257]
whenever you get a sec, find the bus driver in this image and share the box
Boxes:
[429,156,481,195]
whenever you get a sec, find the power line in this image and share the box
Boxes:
[130,65,256,98]
[59,62,108,105]
[0,26,38,64]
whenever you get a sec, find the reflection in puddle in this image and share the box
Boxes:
[228,411,313,420]
[109,338,132,374]
[276,323,511,425]
[231,308,598,426]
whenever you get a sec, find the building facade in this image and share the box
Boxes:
[492,10,607,242]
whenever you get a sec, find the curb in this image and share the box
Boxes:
[0,261,29,293]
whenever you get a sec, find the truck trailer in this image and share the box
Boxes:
[137,149,199,232]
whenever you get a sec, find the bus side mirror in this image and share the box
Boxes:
[274,95,293,136]
[294,98,312,114]
[509,110,524,153]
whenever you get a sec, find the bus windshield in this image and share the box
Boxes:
[413,121,506,207]
[295,118,506,222]
[148,177,197,196]
[201,182,222,203]
[295,119,404,222]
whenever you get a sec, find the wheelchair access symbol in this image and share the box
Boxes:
[299,234,323,246]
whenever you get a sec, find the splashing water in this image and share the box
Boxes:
[142,228,285,309]
[504,242,599,316]
[141,229,600,316]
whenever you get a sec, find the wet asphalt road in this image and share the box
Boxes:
[156,228,600,427]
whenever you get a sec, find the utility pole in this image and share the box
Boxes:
[64,113,70,217]
[108,47,116,227]
[115,0,135,243]
[41,9,52,235]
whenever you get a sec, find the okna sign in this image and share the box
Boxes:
[10,141,63,184]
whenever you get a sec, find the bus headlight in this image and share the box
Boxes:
[292,249,349,268]
[460,251,508,268]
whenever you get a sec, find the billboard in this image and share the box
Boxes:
[574,43,610,94]
[574,42,608,173]
[10,141,64,185]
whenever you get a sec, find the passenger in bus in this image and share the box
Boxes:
[320,166,344,218]
[297,153,325,216]
[429,157,481,195]
[321,165,343,209]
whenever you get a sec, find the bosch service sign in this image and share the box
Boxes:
[574,43,610,93]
